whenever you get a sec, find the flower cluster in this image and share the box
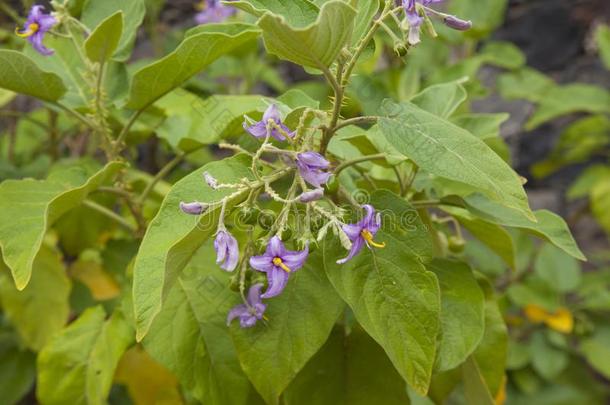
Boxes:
[399,0,472,45]
[179,102,386,329]
[15,5,57,56]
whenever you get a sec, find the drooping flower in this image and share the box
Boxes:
[337,205,385,264]
[243,104,294,141]
[400,0,471,45]
[214,230,239,271]
[226,283,267,328]
[249,236,308,298]
[299,188,324,203]
[195,0,236,24]
[296,152,331,188]
[180,201,208,215]
[15,5,57,56]
[203,171,218,189]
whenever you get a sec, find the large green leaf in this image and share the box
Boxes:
[144,244,261,404]
[257,1,356,69]
[231,0,319,26]
[231,249,344,405]
[462,357,495,405]
[451,113,509,140]
[448,0,507,39]
[84,11,124,63]
[81,0,145,61]
[133,155,252,341]
[380,100,534,220]
[410,81,467,119]
[37,307,134,405]
[462,194,586,261]
[0,50,66,102]
[534,244,581,293]
[428,259,485,372]
[284,326,411,405]
[0,246,70,351]
[0,336,35,405]
[126,24,260,110]
[591,179,610,235]
[323,191,440,395]
[596,24,610,70]
[0,161,124,290]
[526,84,610,130]
[581,327,610,379]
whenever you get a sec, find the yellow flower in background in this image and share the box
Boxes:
[524,304,574,334]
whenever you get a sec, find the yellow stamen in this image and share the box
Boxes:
[361,229,386,248]
[15,23,39,38]
[272,257,292,273]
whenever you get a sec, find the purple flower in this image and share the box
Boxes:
[243,104,294,141]
[227,283,267,328]
[400,0,470,45]
[249,236,308,298]
[203,171,218,189]
[337,205,385,264]
[195,0,236,24]
[180,201,208,215]
[299,188,324,203]
[15,5,57,56]
[296,152,331,188]
[215,230,239,271]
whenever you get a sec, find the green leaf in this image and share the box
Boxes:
[567,164,610,200]
[595,24,610,70]
[591,179,610,235]
[84,11,124,63]
[126,24,260,110]
[480,41,526,70]
[497,68,555,103]
[0,50,66,102]
[534,244,581,293]
[351,0,380,46]
[0,161,124,290]
[530,332,568,380]
[231,0,320,26]
[144,244,260,404]
[448,0,507,39]
[0,246,71,351]
[581,327,610,379]
[231,249,344,405]
[37,307,134,405]
[462,194,586,261]
[0,88,16,107]
[451,113,509,140]
[428,259,485,372]
[462,357,495,405]
[133,155,252,341]
[323,191,440,395]
[526,84,610,130]
[380,100,534,220]
[0,341,35,405]
[81,0,145,61]
[257,1,357,69]
[284,326,411,405]
[410,80,467,118]
[443,207,516,269]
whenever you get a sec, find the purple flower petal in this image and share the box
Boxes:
[247,283,265,306]
[299,188,324,203]
[240,315,258,328]
[250,254,273,273]
[281,244,309,272]
[342,223,363,241]
[261,267,290,298]
[267,236,287,258]
[337,237,365,264]
[262,104,282,123]
[226,304,248,326]
[180,201,207,215]
[297,152,330,169]
[243,121,268,138]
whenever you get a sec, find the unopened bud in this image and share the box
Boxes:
[443,15,472,31]
[203,171,218,189]
[299,188,324,203]
[180,201,208,215]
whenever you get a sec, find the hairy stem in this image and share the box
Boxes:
[334,153,387,176]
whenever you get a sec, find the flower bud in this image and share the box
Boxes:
[443,15,472,31]
[203,171,218,189]
[299,188,324,203]
[180,201,208,215]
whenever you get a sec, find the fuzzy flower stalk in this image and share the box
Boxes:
[15,5,57,56]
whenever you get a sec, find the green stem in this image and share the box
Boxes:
[112,109,144,157]
[138,153,185,205]
[54,102,96,129]
[83,200,137,233]
[333,116,379,132]
[334,153,387,176]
